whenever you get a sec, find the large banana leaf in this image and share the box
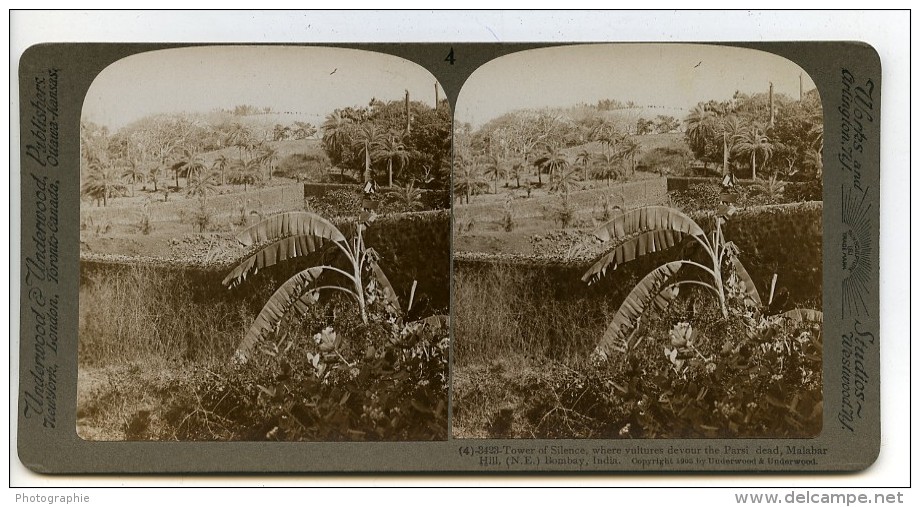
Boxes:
[730,256,762,305]
[236,212,345,247]
[595,261,683,357]
[368,259,401,314]
[582,229,685,284]
[235,266,325,362]
[583,207,705,284]
[223,213,347,287]
[592,206,705,242]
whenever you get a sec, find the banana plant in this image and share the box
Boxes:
[582,205,762,359]
[223,211,400,362]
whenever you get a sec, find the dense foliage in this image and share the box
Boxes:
[683,89,823,179]
[320,98,451,190]
[167,297,449,441]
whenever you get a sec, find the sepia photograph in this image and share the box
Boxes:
[452,43,824,439]
[77,45,451,441]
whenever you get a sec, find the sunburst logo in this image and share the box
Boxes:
[841,185,873,317]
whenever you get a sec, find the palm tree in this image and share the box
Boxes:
[321,111,352,164]
[533,144,569,186]
[507,157,526,188]
[226,123,254,160]
[804,147,823,179]
[549,166,580,196]
[374,134,410,187]
[617,137,642,176]
[147,164,163,193]
[719,115,744,177]
[356,124,384,184]
[575,148,592,182]
[212,154,230,186]
[256,145,279,181]
[229,158,262,191]
[394,181,425,211]
[592,151,620,186]
[591,120,620,156]
[454,162,489,204]
[185,171,218,201]
[171,149,208,189]
[292,121,316,140]
[272,124,291,142]
[732,124,773,180]
[482,154,506,194]
[121,159,145,197]
[684,104,719,168]
[82,162,126,207]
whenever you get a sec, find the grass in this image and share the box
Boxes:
[78,264,269,367]
[453,266,624,366]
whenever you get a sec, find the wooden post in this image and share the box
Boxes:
[404,89,411,134]
[768,81,775,128]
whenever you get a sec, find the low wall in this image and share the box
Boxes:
[454,178,668,224]
[666,176,823,200]
[304,183,450,211]
[455,201,823,308]
[82,183,306,226]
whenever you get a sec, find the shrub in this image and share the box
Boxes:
[784,179,823,202]
[638,145,693,175]
[309,188,366,218]
[548,195,577,228]
[275,152,331,181]
[500,195,515,232]
[596,290,822,438]
[164,302,449,441]
[137,214,152,235]
[177,198,216,233]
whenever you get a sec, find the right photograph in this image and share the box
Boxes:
[452,43,824,439]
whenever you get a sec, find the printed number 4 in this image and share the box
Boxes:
[445,47,456,65]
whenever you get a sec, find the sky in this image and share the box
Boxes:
[82,45,443,131]
[456,43,817,128]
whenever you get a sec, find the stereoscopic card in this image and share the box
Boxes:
[16,40,881,473]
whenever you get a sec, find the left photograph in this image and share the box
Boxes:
[77,46,452,441]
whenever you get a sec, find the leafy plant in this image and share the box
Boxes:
[222,211,400,361]
[547,194,577,228]
[751,174,787,202]
[137,198,153,235]
[583,205,762,359]
[500,194,515,232]
[177,197,215,233]
[392,182,424,211]
[602,291,824,438]
[81,161,127,207]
